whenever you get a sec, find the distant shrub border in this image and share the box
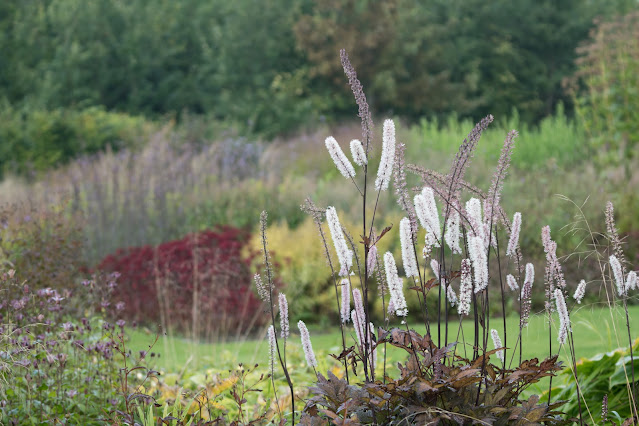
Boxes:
[98,226,265,338]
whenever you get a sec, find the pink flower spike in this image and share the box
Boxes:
[298,320,317,368]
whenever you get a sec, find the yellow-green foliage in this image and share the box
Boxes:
[248,212,407,324]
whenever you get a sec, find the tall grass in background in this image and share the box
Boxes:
[1,106,635,268]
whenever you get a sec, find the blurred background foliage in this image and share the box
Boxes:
[0,0,637,170]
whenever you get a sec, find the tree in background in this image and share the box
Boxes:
[566,10,639,164]
[0,0,637,141]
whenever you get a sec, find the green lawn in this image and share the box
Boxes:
[127,303,639,376]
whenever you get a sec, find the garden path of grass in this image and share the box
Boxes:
[127,303,639,379]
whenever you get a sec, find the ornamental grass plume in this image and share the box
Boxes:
[491,329,504,362]
[506,212,521,257]
[298,320,317,369]
[400,217,419,278]
[610,255,625,296]
[350,139,367,166]
[384,252,408,318]
[458,259,472,316]
[340,278,350,323]
[278,293,289,339]
[554,289,571,345]
[574,280,587,304]
[375,119,396,191]
[326,206,353,276]
[326,136,356,178]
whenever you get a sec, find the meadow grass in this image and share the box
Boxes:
[128,303,639,374]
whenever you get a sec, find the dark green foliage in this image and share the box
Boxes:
[302,328,569,425]
[0,105,150,175]
[1,0,636,146]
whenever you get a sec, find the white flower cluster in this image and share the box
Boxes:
[468,235,488,292]
[506,274,518,291]
[573,280,587,304]
[278,293,289,339]
[506,212,521,257]
[384,252,408,318]
[267,325,276,374]
[444,209,462,254]
[326,136,356,178]
[400,217,419,278]
[298,320,317,368]
[610,255,625,297]
[490,329,504,362]
[458,259,473,316]
[554,289,571,345]
[340,278,350,324]
[326,206,353,276]
[350,139,367,166]
[375,119,396,191]
[415,187,441,248]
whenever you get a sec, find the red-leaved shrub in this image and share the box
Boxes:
[97,226,264,338]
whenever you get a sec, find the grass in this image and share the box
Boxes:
[127,303,639,375]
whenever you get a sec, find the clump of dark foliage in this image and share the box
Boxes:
[301,328,570,425]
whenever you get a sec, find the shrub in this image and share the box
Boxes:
[0,204,89,315]
[98,227,265,339]
[566,10,639,165]
[0,105,152,176]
